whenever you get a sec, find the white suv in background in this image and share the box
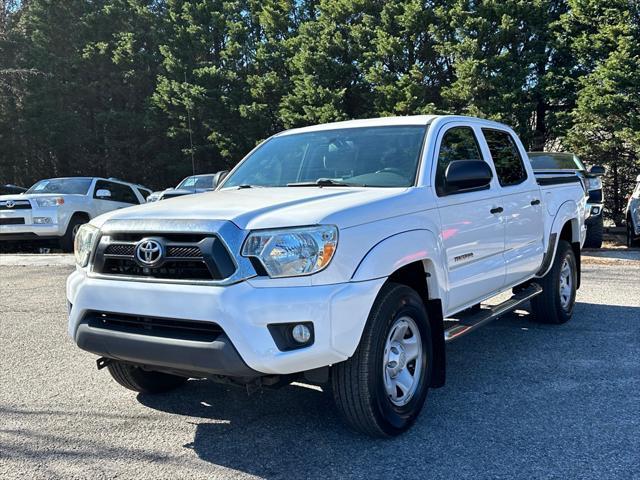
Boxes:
[627,174,640,247]
[0,177,149,251]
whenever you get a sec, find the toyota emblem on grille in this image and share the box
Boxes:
[5,200,15,208]
[135,239,164,266]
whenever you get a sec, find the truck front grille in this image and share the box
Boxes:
[101,258,213,280]
[93,233,236,282]
[85,311,223,342]
[0,200,31,210]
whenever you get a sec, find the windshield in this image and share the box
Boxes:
[26,178,92,195]
[177,175,215,189]
[221,126,427,189]
[528,153,585,171]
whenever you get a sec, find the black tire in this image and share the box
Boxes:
[583,215,603,248]
[531,240,577,324]
[331,282,433,437]
[628,217,640,248]
[60,215,88,252]
[107,361,188,394]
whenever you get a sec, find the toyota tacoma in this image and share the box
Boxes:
[67,116,587,437]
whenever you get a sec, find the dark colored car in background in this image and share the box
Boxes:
[528,152,606,248]
[146,171,228,202]
[0,184,27,195]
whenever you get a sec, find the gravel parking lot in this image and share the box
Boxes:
[1,256,639,479]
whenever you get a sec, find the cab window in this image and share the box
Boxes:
[482,129,528,187]
[436,127,485,196]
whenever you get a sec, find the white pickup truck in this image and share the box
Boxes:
[0,177,150,251]
[67,115,587,437]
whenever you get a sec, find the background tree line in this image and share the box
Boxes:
[0,0,638,223]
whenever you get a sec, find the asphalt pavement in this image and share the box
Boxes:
[0,257,639,479]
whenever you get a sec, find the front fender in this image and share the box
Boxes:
[351,229,447,301]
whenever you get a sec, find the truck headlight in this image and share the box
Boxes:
[74,224,99,267]
[586,177,602,190]
[242,225,338,278]
[35,197,64,207]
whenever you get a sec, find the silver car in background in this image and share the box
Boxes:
[626,174,640,247]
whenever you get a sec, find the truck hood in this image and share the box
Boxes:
[91,187,416,230]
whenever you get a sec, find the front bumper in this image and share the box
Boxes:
[67,270,385,376]
[0,207,64,239]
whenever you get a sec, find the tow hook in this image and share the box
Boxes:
[96,357,113,370]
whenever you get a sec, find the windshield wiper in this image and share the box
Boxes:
[287,178,365,187]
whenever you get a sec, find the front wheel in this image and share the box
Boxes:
[583,215,603,248]
[60,215,88,252]
[628,217,640,248]
[531,240,577,324]
[332,283,433,437]
[107,361,188,394]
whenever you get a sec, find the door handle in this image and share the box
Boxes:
[490,207,503,214]
[531,199,541,205]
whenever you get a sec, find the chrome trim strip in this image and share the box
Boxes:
[87,219,257,286]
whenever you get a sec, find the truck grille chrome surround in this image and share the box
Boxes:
[88,219,257,286]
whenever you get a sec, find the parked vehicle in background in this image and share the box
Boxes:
[626,174,640,247]
[528,152,605,248]
[135,185,153,201]
[0,184,27,195]
[0,177,149,251]
[67,115,587,437]
[146,171,228,202]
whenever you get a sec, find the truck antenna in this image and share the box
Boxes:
[185,71,196,178]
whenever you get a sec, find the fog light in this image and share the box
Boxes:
[292,324,311,344]
[591,206,600,215]
[33,217,53,224]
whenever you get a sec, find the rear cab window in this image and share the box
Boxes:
[482,129,528,187]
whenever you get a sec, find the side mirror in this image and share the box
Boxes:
[212,170,229,188]
[95,189,111,199]
[444,160,493,193]
[589,165,606,176]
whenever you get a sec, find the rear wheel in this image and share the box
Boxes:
[107,361,188,394]
[531,240,577,324]
[332,283,433,437]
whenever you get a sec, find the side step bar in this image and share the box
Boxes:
[444,284,543,343]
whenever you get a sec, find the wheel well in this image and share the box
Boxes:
[559,220,581,289]
[559,221,573,244]
[72,211,91,222]
[388,262,429,303]
[387,261,445,389]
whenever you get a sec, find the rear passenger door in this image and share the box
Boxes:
[480,128,544,286]
[433,124,506,315]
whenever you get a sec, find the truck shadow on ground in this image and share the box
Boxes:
[137,302,640,479]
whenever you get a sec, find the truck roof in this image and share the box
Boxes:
[277,115,510,137]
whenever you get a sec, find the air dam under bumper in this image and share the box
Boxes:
[67,270,385,376]
[75,316,257,378]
